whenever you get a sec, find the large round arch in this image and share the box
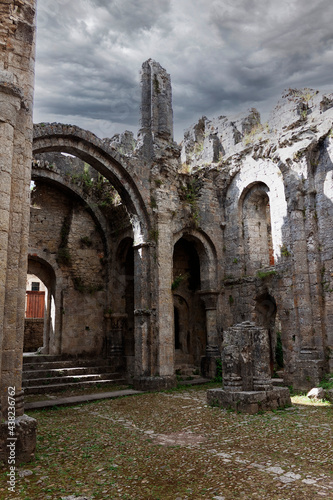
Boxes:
[33,123,150,243]
[31,166,113,254]
[173,228,218,290]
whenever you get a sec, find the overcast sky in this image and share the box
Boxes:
[33,0,333,142]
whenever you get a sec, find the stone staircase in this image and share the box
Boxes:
[22,354,125,394]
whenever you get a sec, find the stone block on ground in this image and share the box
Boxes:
[207,387,291,414]
[0,415,37,464]
[306,387,325,400]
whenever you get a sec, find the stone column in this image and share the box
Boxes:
[290,206,325,389]
[199,291,220,378]
[133,214,176,391]
[0,0,37,464]
[156,213,175,385]
[132,242,156,389]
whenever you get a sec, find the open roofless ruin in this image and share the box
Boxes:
[1,0,333,463]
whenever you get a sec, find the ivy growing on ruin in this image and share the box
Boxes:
[179,178,201,228]
[56,214,72,266]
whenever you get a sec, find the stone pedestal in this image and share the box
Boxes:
[207,387,291,414]
[207,322,291,413]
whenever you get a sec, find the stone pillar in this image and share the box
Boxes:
[133,241,167,390]
[156,214,175,384]
[0,0,37,464]
[133,242,154,379]
[199,291,220,378]
[208,322,290,414]
[132,215,176,391]
[290,206,325,389]
[221,322,272,391]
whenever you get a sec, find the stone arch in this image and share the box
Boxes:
[239,182,274,273]
[33,123,150,243]
[173,228,218,290]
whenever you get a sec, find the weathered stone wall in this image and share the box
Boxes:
[29,181,107,356]
[179,89,333,389]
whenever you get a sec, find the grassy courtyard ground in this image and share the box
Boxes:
[1,383,332,500]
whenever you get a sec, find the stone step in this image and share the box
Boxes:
[23,378,126,395]
[22,372,122,388]
[271,378,285,386]
[23,358,109,371]
[22,366,114,381]
[23,354,70,363]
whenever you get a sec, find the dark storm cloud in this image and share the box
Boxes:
[33,0,333,141]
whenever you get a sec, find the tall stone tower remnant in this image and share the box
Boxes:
[137,59,174,153]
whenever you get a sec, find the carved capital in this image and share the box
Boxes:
[198,290,219,310]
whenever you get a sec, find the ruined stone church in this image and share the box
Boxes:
[1,0,333,461]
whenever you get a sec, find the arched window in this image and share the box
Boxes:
[242,182,274,274]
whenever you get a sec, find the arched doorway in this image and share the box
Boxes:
[172,237,206,375]
[25,257,57,354]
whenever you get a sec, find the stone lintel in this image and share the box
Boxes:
[207,387,291,414]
